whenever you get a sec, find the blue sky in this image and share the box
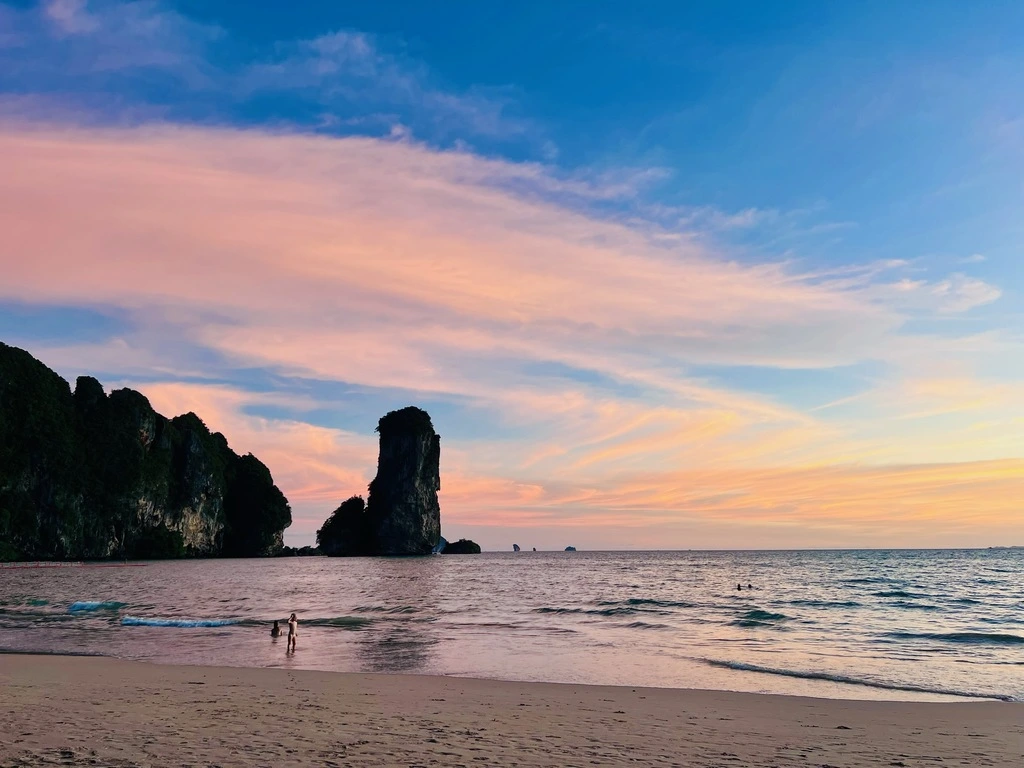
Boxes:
[1,1,1022,548]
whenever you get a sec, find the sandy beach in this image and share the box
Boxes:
[1,655,1021,767]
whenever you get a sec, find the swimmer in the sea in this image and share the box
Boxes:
[287,613,298,651]
[271,620,281,638]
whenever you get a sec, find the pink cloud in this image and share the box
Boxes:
[88,377,1024,549]
[2,120,1021,548]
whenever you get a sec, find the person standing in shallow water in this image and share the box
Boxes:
[287,613,298,652]
[271,620,281,638]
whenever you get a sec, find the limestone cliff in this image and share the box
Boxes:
[317,407,441,556]
[0,342,291,561]
[367,407,441,555]
[316,496,372,556]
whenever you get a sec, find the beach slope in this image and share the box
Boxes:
[1,655,1021,767]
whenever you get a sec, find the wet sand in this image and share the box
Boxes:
[1,654,1021,767]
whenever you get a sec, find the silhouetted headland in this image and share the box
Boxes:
[0,342,290,561]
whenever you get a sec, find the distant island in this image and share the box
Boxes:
[316,407,480,556]
[0,342,291,561]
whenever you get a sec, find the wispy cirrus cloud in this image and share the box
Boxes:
[0,0,534,146]
[244,29,530,141]
[44,0,99,36]
[1,0,219,84]
[959,253,987,264]
[865,273,1001,315]
[929,273,1002,313]
[1,1,1020,549]
[1,120,1020,548]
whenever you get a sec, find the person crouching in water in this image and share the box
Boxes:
[287,613,298,651]
[271,620,281,638]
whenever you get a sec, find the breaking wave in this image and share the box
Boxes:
[700,658,1015,701]
[69,601,126,612]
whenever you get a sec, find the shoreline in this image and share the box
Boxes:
[3,655,1021,767]
[2,647,1013,704]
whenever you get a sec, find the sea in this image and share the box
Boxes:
[1,549,1022,702]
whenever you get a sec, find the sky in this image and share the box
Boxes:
[1,1,1022,550]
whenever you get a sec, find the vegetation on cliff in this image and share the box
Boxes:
[316,495,371,556]
[0,342,291,561]
[375,406,435,437]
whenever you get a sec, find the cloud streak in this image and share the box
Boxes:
[245,29,529,140]
[0,119,1020,547]
[1,1,532,147]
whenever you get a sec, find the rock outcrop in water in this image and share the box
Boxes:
[442,539,481,555]
[368,407,441,555]
[318,407,448,556]
[277,545,322,557]
[316,496,372,556]
[0,342,291,561]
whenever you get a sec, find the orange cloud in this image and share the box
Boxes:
[104,380,1024,549]
[1,120,1021,548]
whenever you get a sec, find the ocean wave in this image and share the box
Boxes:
[122,616,239,628]
[871,590,927,599]
[234,616,372,630]
[0,598,49,608]
[534,606,648,617]
[451,621,578,634]
[741,610,788,621]
[622,621,670,630]
[882,631,1024,645]
[891,601,940,611]
[69,601,127,613]
[303,617,372,629]
[596,598,697,609]
[730,610,789,629]
[0,648,108,658]
[353,605,419,614]
[731,619,787,629]
[787,599,861,608]
[843,577,899,585]
[700,658,1015,701]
